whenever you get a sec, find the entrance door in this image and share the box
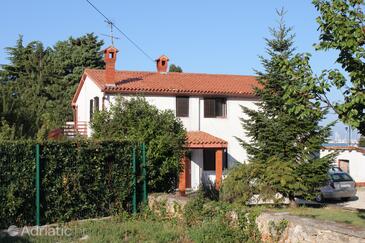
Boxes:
[339,159,350,173]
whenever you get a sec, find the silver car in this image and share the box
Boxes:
[316,170,357,202]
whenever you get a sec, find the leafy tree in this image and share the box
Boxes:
[236,10,333,205]
[169,64,183,73]
[313,0,365,135]
[0,119,15,140]
[0,33,104,139]
[48,33,105,124]
[91,96,187,192]
[359,135,365,147]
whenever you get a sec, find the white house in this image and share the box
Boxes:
[71,46,259,194]
[320,145,365,187]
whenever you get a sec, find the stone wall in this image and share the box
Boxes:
[256,212,365,243]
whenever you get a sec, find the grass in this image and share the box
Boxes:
[270,206,365,228]
[2,217,189,243]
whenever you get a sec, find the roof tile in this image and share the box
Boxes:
[186,131,227,148]
[84,69,259,97]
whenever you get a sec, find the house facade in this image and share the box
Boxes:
[320,145,365,187]
[71,46,259,193]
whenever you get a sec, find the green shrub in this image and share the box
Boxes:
[183,193,261,242]
[220,163,258,204]
[91,97,186,193]
[0,140,135,227]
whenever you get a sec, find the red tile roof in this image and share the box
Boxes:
[84,69,259,97]
[322,146,365,154]
[186,131,227,148]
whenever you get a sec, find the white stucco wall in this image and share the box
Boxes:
[200,98,257,166]
[75,77,103,136]
[320,149,365,183]
[191,149,203,189]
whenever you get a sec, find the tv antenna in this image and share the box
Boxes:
[101,20,120,46]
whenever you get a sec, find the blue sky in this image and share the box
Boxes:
[0,0,359,142]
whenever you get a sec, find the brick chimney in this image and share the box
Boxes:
[104,46,118,83]
[156,55,169,73]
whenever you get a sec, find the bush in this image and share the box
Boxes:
[220,163,258,204]
[0,140,134,227]
[183,193,261,242]
[91,97,186,192]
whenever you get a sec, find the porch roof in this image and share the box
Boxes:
[186,131,228,149]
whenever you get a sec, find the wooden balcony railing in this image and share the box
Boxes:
[63,121,88,138]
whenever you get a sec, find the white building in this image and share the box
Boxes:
[320,145,365,187]
[71,46,259,193]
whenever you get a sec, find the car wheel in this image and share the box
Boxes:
[341,197,351,201]
[315,194,323,203]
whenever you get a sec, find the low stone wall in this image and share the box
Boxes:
[148,193,365,242]
[256,212,365,243]
[148,193,189,218]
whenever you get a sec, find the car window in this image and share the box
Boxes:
[331,173,353,182]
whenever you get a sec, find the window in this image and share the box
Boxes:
[203,149,216,171]
[176,97,189,117]
[109,52,114,58]
[94,97,99,112]
[89,99,94,120]
[204,98,227,118]
[90,97,100,120]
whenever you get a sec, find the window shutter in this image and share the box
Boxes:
[89,99,94,120]
[215,98,227,117]
[204,98,215,117]
[94,97,99,112]
[176,97,189,117]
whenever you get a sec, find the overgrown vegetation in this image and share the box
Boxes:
[0,34,104,139]
[91,97,187,192]
[18,191,262,243]
[183,191,262,242]
[225,10,334,206]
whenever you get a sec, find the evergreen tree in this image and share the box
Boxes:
[0,33,104,139]
[239,10,333,205]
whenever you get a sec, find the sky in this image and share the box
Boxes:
[0,0,359,143]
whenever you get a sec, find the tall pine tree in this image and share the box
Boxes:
[0,33,104,139]
[240,10,333,205]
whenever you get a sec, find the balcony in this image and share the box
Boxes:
[63,121,88,138]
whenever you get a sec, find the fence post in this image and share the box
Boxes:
[132,146,137,214]
[35,144,40,226]
[142,143,147,204]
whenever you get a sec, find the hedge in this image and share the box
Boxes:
[0,140,135,228]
